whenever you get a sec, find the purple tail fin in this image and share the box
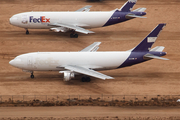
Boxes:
[120,0,137,12]
[132,23,166,52]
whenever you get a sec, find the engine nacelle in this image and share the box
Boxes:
[60,71,75,81]
[50,28,60,32]
[50,27,69,33]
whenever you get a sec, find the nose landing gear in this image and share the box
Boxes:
[30,72,34,79]
[25,29,29,34]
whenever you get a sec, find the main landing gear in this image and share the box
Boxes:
[30,72,34,79]
[70,30,78,38]
[25,29,29,34]
[70,33,78,38]
[81,76,91,82]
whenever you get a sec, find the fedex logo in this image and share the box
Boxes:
[29,16,50,23]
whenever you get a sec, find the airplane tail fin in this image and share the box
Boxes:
[119,0,137,12]
[132,23,166,52]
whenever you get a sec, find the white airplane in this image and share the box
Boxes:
[9,0,146,38]
[9,24,168,82]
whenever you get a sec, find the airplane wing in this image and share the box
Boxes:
[80,42,101,52]
[63,65,114,80]
[49,23,94,34]
[144,54,169,60]
[76,5,92,12]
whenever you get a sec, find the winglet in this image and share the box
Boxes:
[119,0,137,12]
[132,23,166,52]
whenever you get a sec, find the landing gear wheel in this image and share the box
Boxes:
[81,77,86,82]
[31,74,34,79]
[26,30,29,34]
[81,77,91,82]
[30,72,34,79]
[70,33,74,38]
[74,34,78,38]
[86,77,91,82]
[70,33,78,38]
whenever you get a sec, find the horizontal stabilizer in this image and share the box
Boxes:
[133,8,146,12]
[144,54,169,60]
[150,46,165,52]
[80,42,101,52]
[126,14,146,18]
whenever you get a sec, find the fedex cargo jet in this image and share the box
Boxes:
[9,0,146,38]
[9,24,168,82]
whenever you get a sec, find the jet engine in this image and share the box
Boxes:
[50,27,69,33]
[60,71,75,81]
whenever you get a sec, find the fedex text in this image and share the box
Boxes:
[29,16,50,23]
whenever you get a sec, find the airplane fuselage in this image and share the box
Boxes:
[10,11,145,29]
[10,52,130,71]
[9,51,166,72]
[9,51,146,71]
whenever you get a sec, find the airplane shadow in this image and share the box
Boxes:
[110,72,180,80]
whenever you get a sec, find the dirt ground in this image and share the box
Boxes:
[0,106,180,119]
[0,0,180,96]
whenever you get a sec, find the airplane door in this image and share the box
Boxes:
[27,57,32,68]
[21,15,29,27]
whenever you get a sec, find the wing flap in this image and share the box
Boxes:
[64,65,114,80]
[80,42,101,52]
[49,23,94,34]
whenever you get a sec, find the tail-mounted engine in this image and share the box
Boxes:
[59,71,75,81]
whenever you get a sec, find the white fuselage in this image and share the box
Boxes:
[10,52,130,71]
[10,11,114,29]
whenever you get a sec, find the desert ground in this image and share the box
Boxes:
[0,106,180,119]
[0,0,180,119]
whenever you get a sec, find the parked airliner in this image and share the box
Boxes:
[9,24,168,82]
[9,0,146,38]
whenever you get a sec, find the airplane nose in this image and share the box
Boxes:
[9,17,12,24]
[9,58,22,67]
[9,59,14,66]
[9,16,18,25]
